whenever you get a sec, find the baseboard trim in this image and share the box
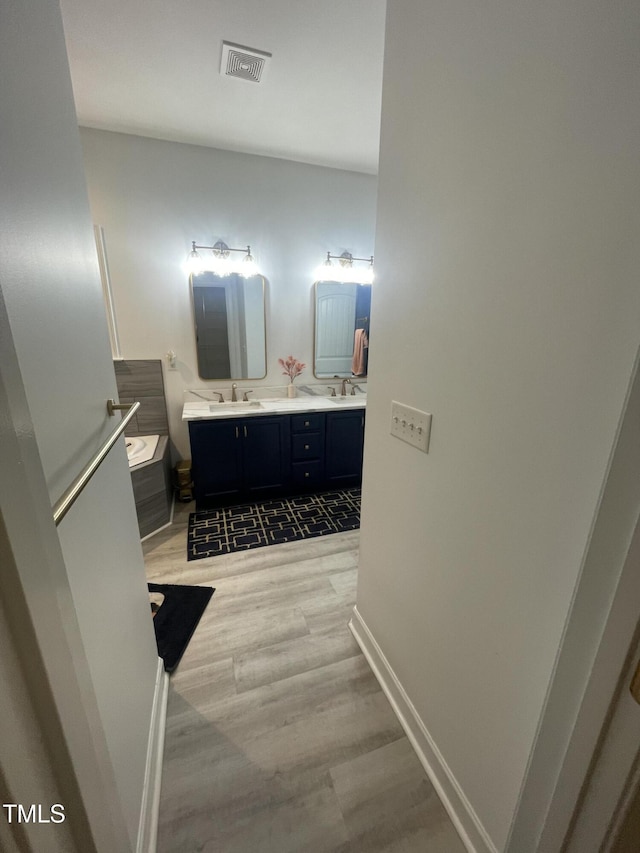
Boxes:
[140,519,172,543]
[349,606,497,853]
[136,658,169,853]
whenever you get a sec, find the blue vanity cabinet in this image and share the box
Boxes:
[189,415,290,504]
[325,410,365,486]
[242,416,291,497]
[290,413,326,489]
[189,407,364,506]
[189,419,243,503]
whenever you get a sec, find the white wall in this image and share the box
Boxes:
[358,0,640,850]
[79,129,378,459]
[0,1,159,848]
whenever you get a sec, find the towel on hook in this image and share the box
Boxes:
[352,328,369,376]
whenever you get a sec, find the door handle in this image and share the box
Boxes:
[630,660,640,705]
[244,425,248,438]
[235,426,239,439]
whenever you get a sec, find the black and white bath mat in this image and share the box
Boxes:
[148,582,214,672]
[187,488,360,561]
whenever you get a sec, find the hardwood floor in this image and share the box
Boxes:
[143,501,466,853]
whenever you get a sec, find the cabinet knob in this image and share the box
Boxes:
[304,472,310,478]
[304,420,310,427]
[304,444,310,450]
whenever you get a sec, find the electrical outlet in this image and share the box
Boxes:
[390,401,432,453]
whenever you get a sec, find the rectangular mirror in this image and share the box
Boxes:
[191,272,267,380]
[314,281,371,378]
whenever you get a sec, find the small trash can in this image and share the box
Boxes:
[174,459,193,502]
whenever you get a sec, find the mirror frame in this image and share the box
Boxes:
[190,272,267,381]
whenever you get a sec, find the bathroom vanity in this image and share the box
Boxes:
[183,396,366,506]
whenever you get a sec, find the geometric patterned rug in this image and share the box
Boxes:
[187,488,360,561]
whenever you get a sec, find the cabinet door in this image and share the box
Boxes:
[189,420,242,502]
[242,416,291,496]
[325,410,365,486]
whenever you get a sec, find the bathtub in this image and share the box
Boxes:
[126,434,172,539]
[125,434,160,468]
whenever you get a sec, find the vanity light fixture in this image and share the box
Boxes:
[317,251,374,284]
[186,240,259,277]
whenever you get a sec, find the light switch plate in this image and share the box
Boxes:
[390,401,432,452]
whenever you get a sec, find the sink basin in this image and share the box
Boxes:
[209,401,263,412]
[329,396,366,404]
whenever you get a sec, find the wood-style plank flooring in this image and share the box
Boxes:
[144,501,466,853]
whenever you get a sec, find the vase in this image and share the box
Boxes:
[287,383,296,398]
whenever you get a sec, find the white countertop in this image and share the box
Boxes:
[182,394,366,421]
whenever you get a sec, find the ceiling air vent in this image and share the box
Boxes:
[220,41,271,84]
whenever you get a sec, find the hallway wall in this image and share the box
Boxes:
[357,0,640,850]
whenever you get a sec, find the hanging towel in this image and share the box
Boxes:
[352,328,369,376]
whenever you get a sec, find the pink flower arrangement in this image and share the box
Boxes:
[278,355,305,383]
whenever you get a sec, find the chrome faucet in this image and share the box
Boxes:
[231,383,238,402]
[327,386,337,397]
[340,378,352,396]
[242,390,252,402]
[213,391,225,403]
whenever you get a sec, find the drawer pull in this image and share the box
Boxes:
[304,420,310,427]
[304,472,310,478]
[304,444,310,450]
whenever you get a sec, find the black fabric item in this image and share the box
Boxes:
[187,488,360,561]
[148,583,214,672]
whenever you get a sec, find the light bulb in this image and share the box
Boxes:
[186,244,203,275]
[210,241,231,275]
[241,254,259,277]
[315,255,336,281]
[210,253,231,276]
[360,265,374,285]
[315,266,334,281]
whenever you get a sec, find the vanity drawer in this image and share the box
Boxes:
[292,432,323,461]
[291,461,324,486]
[291,413,325,433]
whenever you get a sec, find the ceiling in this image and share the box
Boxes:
[59,0,387,175]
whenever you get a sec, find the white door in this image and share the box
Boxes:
[565,543,640,850]
[1,1,159,848]
[315,282,357,376]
